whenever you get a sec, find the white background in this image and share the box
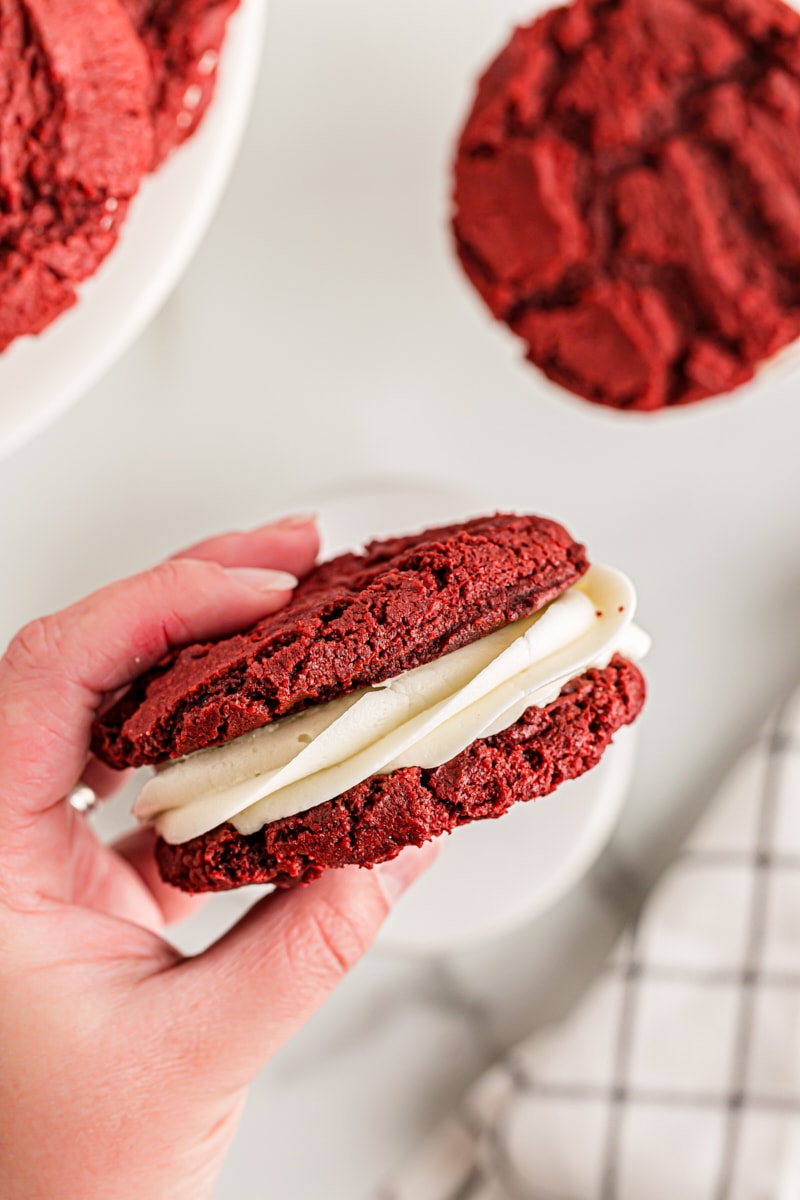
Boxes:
[1,0,799,1195]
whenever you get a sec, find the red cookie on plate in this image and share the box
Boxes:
[92,514,648,891]
[453,0,800,410]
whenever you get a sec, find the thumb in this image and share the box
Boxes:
[156,843,438,1090]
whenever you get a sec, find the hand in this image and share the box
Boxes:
[0,517,436,1200]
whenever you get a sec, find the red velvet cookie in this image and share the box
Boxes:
[156,656,646,892]
[92,514,589,768]
[0,0,153,351]
[120,0,241,165]
[453,0,800,410]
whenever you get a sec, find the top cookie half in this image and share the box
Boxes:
[92,514,589,768]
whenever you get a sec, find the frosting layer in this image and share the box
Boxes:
[135,565,649,844]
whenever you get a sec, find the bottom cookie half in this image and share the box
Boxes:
[156,655,645,892]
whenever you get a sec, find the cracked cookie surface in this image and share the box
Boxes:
[0,0,153,350]
[93,514,589,768]
[120,0,240,164]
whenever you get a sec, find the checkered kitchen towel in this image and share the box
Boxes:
[385,689,800,1200]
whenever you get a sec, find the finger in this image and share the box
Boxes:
[54,809,167,932]
[80,756,131,801]
[0,559,298,889]
[175,514,319,576]
[70,520,320,816]
[158,843,439,1090]
[114,827,207,927]
[0,559,297,817]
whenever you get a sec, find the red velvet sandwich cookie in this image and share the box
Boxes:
[92,514,649,892]
[453,0,800,411]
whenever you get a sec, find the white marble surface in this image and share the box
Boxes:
[2,0,800,1196]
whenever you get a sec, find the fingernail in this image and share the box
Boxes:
[375,840,441,905]
[225,567,299,592]
[274,512,317,530]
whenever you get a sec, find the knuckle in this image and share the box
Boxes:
[3,616,63,678]
[144,560,204,648]
[289,895,376,983]
[151,558,188,592]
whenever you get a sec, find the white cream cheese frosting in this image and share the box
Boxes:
[134,564,650,845]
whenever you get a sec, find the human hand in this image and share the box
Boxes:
[0,517,436,1200]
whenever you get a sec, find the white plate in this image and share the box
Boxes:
[0,0,268,462]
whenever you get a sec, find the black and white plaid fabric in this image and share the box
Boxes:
[385,690,800,1200]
